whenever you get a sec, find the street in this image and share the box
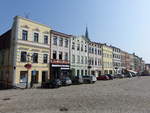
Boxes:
[0,77,150,113]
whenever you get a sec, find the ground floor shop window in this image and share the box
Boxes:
[42,71,48,83]
[91,71,95,75]
[98,71,101,76]
[0,71,4,81]
[104,70,108,74]
[109,70,112,74]
[20,71,27,83]
[77,70,80,76]
[85,70,87,75]
[31,71,39,83]
[81,70,84,76]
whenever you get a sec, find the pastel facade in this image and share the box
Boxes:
[111,46,122,74]
[70,36,89,76]
[0,16,51,88]
[88,42,102,77]
[121,50,126,69]
[50,30,71,79]
[102,44,113,74]
[0,16,146,89]
[129,54,134,70]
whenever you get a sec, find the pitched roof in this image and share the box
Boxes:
[0,29,11,49]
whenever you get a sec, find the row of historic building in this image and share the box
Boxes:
[0,16,145,88]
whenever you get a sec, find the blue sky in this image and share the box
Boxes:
[0,0,150,62]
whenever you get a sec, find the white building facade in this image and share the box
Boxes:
[88,42,102,77]
[70,36,89,76]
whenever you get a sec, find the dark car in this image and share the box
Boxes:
[42,79,62,88]
[106,74,114,80]
[97,75,109,80]
[114,74,124,78]
[72,75,83,84]
[61,77,72,86]
[50,79,62,88]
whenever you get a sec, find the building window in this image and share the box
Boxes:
[95,58,97,65]
[92,58,94,65]
[59,38,63,46]
[31,71,39,83]
[42,71,48,83]
[89,47,91,53]
[77,44,80,51]
[43,54,48,63]
[65,39,68,47]
[81,56,84,64]
[85,70,87,75]
[98,50,100,55]
[64,52,68,61]
[92,48,94,54]
[95,48,97,54]
[88,58,91,65]
[20,71,27,83]
[85,45,87,52]
[53,51,57,59]
[34,33,39,43]
[72,42,75,49]
[72,55,75,63]
[22,30,28,40]
[98,59,100,66]
[59,51,63,60]
[33,53,38,63]
[81,44,83,51]
[53,36,57,45]
[81,70,84,76]
[44,35,48,44]
[85,57,87,64]
[77,55,80,64]
[77,70,80,76]
[0,71,3,81]
[21,51,27,62]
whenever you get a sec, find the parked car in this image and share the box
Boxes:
[42,79,62,88]
[97,75,109,80]
[131,72,136,77]
[82,75,97,84]
[114,74,124,78]
[105,74,114,80]
[61,77,72,86]
[72,75,83,84]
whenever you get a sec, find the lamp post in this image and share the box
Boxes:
[24,53,32,88]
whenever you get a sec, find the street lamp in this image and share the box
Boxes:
[24,53,32,88]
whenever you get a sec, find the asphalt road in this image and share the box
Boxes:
[0,77,150,113]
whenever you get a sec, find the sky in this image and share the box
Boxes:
[0,0,150,63]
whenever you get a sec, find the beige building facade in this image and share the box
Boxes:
[0,16,51,88]
[102,44,113,74]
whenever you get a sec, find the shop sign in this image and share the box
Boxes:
[52,64,69,68]
[24,64,32,69]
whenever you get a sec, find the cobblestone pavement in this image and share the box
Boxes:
[0,77,150,113]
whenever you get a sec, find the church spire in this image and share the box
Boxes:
[85,26,90,41]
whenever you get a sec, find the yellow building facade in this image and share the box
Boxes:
[102,44,113,74]
[0,16,51,88]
